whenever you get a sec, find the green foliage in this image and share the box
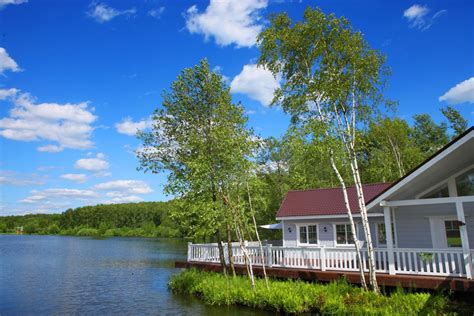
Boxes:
[441,105,468,137]
[412,114,449,157]
[169,270,463,314]
[137,59,256,240]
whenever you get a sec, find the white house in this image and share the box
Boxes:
[187,127,474,281]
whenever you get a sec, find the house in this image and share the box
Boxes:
[185,127,474,284]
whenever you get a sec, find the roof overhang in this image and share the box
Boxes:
[367,127,474,209]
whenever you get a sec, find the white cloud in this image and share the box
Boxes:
[403,4,446,30]
[60,173,88,183]
[75,153,109,171]
[21,188,97,204]
[87,2,136,23]
[115,117,152,136]
[184,0,267,48]
[94,179,153,204]
[0,47,21,74]
[94,180,153,194]
[148,7,165,19]
[104,195,143,204]
[0,170,45,186]
[0,89,97,152]
[0,0,27,9]
[0,88,18,100]
[439,77,474,105]
[37,145,63,153]
[230,64,280,106]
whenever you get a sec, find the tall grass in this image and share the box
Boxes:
[169,269,468,314]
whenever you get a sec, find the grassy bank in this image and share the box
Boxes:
[169,269,471,314]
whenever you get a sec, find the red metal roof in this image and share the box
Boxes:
[276,183,392,218]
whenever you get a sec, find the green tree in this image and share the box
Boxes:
[440,105,468,137]
[361,117,424,182]
[258,7,388,292]
[412,114,448,157]
[137,59,255,275]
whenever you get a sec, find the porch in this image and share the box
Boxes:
[182,242,474,291]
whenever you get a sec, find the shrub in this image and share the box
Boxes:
[76,227,99,236]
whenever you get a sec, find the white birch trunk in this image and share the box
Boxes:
[246,182,269,288]
[329,153,368,290]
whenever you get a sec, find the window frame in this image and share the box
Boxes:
[375,222,397,247]
[296,223,319,246]
[333,223,357,246]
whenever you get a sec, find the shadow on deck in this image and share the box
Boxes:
[175,260,474,292]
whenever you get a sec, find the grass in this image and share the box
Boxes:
[169,269,472,315]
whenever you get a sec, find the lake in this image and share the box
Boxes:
[0,235,268,315]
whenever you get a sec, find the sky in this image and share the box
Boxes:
[0,0,473,216]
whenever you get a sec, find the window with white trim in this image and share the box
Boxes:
[335,224,355,245]
[298,224,318,245]
[444,220,462,247]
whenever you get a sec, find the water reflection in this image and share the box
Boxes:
[0,235,270,315]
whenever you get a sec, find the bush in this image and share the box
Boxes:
[76,227,100,236]
[168,270,460,314]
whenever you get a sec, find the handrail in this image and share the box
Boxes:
[187,243,473,279]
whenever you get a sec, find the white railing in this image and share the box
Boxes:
[187,243,472,278]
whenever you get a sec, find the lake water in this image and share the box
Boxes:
[0,235,268,315]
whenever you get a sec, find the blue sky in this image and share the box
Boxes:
[0,0,473,215]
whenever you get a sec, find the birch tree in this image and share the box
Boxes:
[257,7,389,293]
[137,59,254,274]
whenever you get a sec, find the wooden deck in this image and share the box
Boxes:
[175,260,474,292]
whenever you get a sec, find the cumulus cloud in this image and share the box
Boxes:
[87,2,136,23]
[0,89,97,152]
[15,177,153,213]
[115,117,152,136]
[74,153,109,171]
[0,47,21,74]
[148,7,165,19]
[94,179,153,204]
[21,188,97,204]
[0,88,19,100]
[60,173,88,183]
[439,77,474,105]
[0,170,45,186]
[0,0,27,9]
[94,180,153,194]
[185,0,267,48]
[37,145,63,153]
[230,64,280,106]
[403,4,446,30]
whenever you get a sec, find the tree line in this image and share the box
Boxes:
[0,201,181,238]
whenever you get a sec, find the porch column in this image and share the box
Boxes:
[455,201,472,279]
[383,206,396,275]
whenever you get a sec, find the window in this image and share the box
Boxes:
[376,223,396,246]
[422,185,449,199]
[298,225,317,245]
[299,226,307,244]
[444,220,462,247]
[336,224,355,245]
[455,168,474,196]
[377,223,386,245]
